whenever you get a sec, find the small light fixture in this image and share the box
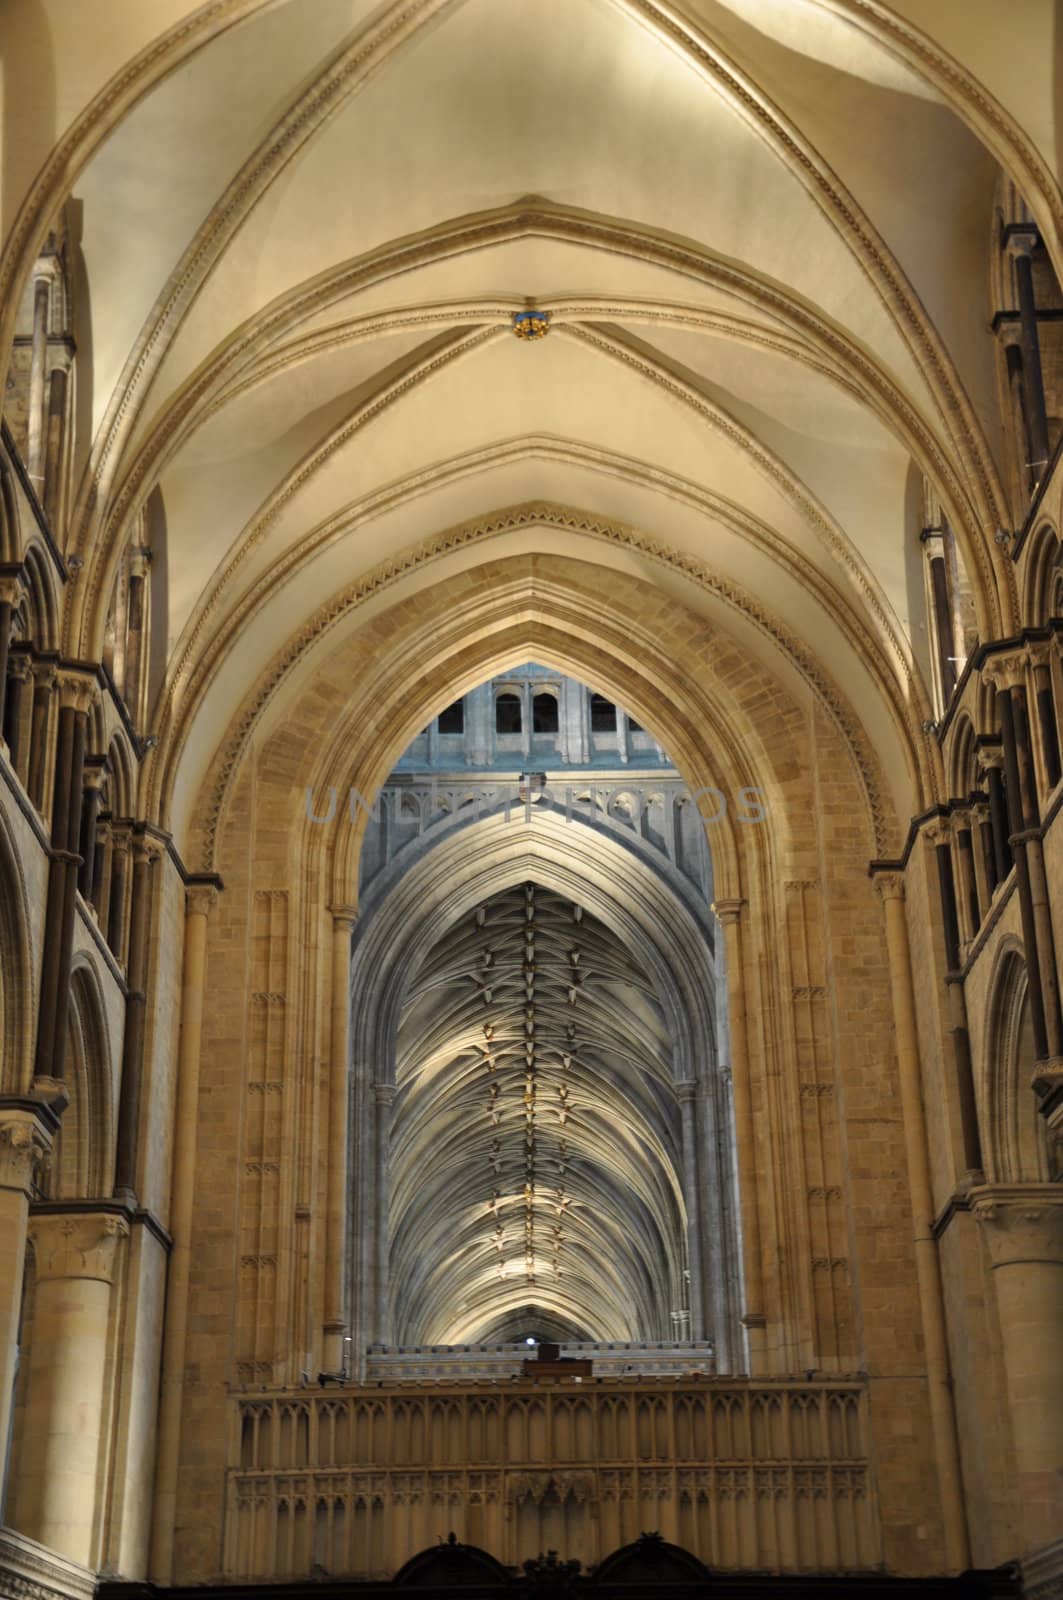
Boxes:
[512,309,551,341]
[525,1336,537,1347]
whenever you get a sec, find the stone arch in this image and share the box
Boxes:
[46,958,114,1199]
[345,806,740,1373]
[0,802,34,1092]
[982,941,1052,1184]
[1021,519,1063,625]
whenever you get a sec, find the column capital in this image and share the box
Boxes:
[132,831,166,868]
[711,897,745,926]
[56,669,97,714]
[6,651,32,684]
[1004,224,1040,260]
[185,882,220,919]
[0,572,24,609]
[871,870,906,904]
[0,1105,54,1196]
[983,649,1031,693]
[675,1080,698,1105]
[969,1184,1063,1267]
[329,905,358,932]
[28,1211,129,1283]
[977,746,1005,774]
[922,815,955,849]
[372,1082,396,1107]
[30,660,57,690]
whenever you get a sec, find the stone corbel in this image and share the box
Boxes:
[710,896,745,926]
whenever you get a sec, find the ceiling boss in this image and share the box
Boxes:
[512,308,551,340]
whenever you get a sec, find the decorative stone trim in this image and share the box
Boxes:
[27,1210,128,1283]
[0,1526,95,1600]
[0,1102,55,1196]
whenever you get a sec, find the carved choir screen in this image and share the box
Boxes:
[223,1381,878,1580]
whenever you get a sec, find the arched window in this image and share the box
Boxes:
[438,700,464,734]
[590,694,616,733]
[532,692,558,734]
[495,692,522,734]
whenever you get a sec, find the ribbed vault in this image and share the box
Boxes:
[390,880,685,1346]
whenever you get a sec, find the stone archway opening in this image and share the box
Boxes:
[346,664,743,1383]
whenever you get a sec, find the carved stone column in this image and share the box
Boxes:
[675,1081,706,1343]
[33,672,94,1085]
[150,881,219,1583]
[0,570,22,740]
[113,833,165,1200]
[12,1211,128,1565]
[987,652,1063,1064]
[873,874,970,1569]
[1007,229,1051,482]
[0,1104,55,1489]
[978,746,1011,892]
[971,1185,1063,1553]
[3,652,31,773]
[373,1082,396,1347]
[925,819,983,1184]
[26,275,51,488]
[324,907,356,1373]
[26,660,56,813]
[711,899,766,1371]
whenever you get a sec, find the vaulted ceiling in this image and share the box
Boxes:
[4,0,1063,854]
[390,880,685,1346]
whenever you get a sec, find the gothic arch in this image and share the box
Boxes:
[0,802,33,1092]
[345,807,740,1373]
[46,958,115,1199]
[982,941,1052,1184]
[1021,520,1063,625]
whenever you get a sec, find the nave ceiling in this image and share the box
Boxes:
[3,0,1063,858]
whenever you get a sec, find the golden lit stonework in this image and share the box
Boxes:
[512,309,551,340]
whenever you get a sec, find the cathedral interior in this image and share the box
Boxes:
[0,2,1062,1596]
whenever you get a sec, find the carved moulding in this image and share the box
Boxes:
[185,512,894,874]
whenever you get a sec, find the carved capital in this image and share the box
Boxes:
[6,653,32,685]
[1005,225,1039,260]
[0,1109,53,1196]
[982,649,1030,693]
[329,905,357,933]
[711,897,745,927]
[871,871,905,904]
[969,1184,1063,1268]
[56,669,97,715]
[132,831,166,868]
[922,816,954,850]
[28,1211,129,1282]
[0,573,24,609]
[186,883,220,919]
